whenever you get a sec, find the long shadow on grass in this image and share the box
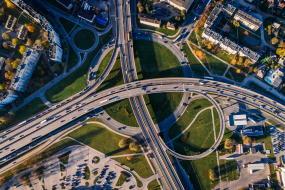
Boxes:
[172,140,209,156]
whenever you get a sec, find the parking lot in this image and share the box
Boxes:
[270,127,285,155]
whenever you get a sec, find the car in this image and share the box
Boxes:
[9,138,14,141]
[72,117,76,120]
[20,135,24,138]
[11,149,15,151]
[96,181,101,184]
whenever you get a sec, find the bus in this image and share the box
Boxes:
[127,32,131,41]
[204,76,214,80]
[17,120,27,126]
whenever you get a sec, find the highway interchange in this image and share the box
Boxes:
[1,0,285,189]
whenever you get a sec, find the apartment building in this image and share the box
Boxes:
[233,10,262,31]
[9,48,40,92]
[202,27,223,44]
[0,90,19,109]
[5,15,17,30]
[140,14,161,28]
[220,38,241,54]
[49,44,63,63]
[204,3,224,28]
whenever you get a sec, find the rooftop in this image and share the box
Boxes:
[234,10,262,27]
[140,14,161,25]
[223,4,236,15]
[17,25,28,40]
[167,21,176,29]
[78,9,96,22]
[168,0,194,10]
[205,3,223,28]
[5,15,17,30]
[240,47,260,62]
[221,38,241,51]
[203,27,223,41]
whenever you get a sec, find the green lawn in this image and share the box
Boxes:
[66,43,78,71]
[225,67,246,83]
[217,128,242,156]
[18,12,32,25]
[74,29,95,50]
[180,152,219,190]
[168,98,213,139]
[116,174,127,186]
[68,123,141,156]
[0,98,48,131]
[226,160,239,181]
[173,109,216,156]
[113,155,153,178]
[255,123,276,160]
[143,92,183,124]
[188,31,198,45]
[59,154,69,165]
[147,179,161,190]
[96,54,122,92]
[183,43,209,76]
[103,99,139,127]
[95,49,114,81]
[59,17,76,34]
[269,163,280,189]
[204,53,228,76]
[249,82,279,100]
[134,40,183,80]
[219,159,227,181]
[45,29,112,103]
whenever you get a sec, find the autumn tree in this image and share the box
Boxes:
[137,2,142,8]
[267,25,272,35]
[236,69,241,74]
[0,10,4,16]
[209,169,218,181]
[19,45,26,54]
[231,58,237,65]
[33,166,44,178]
[2,42,9,49]
[118,139,129,148]
[12,58,21,69]
[129,142,140,151]
[194,26,200,33]
[194,50,206,60]
[175,16,181,21]
[233,20,240,27]
[34,39,41,46]
[27,25,35,33]
[238,57,244,65]
[271,37,279,45]
[26,38,33,46]
[253,67,258,72]
[242,135,253,145]
[0,176,7,186]
[224,138,236,149]
[279,40,285,48]
[41,41,50,49]
[277,48,285,57]
[0,84,4,91]
[139,6,144,13]
[2,32,11,40]
[5,58,13,66]
[12,38,19,46]
[5,0,15,8]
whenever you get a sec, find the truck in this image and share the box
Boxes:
[40,119,47,124]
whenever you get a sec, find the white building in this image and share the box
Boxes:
[229,114,247,126]
[220,38,241,54]
[161,0,194,11]
[202,27,223,45]
[9,48,40,92]
[140,14,161,28]
[247,163,265,174]
[48,29,61,46]
[233,10,262,31]
[50,44,63,63]
[0,90,19,109]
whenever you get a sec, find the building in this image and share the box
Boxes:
[204,3,224,28]
[220,38,241,54]
[0,90,19,109]
[279,57,285,66]
[161,0,194,11]
[222,4,236,18]
[49,43,63,63]
[256,68,266,79]
[278,2,285,9]
[39,16,52,31]
[78,9,96,23]
[96,17,108,26]
[273,22,281,36]
[277,167,285,188]
[202,27,223,44]
[17,25,28,40]
[247,163,265,174]
[5,15,17,30]
[56,0,73,10]
[47,29,61,46]
[239,47,260,63]
[241,126,264,136]
[140,14,161,28]
[9,48,40,92]
[17,0,41,22]
[265,68,284,88]
[229,114,247,126]
[233,10,262,31]
[167,22,176,30]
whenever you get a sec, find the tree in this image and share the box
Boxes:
[194,26,200,33]
[33,166,44,178]
[162,25,166,29]
[0,176,7,186]
[207,43,212,49]
[209,169,217,181]
[5,0,15,9]
[233,20,240,27]
[0,117,6,124]
[195,50,206,60]
[137,2,142,8]
[2,42,9,49]
[267,25,272,35]
[175,16,181,21]
[5,58,13,66]
[41,41,51,49]
[2,32,11,40]
[118,139,128,148]
[18,173,30,186]
[52,64,60,72]
[238,57,244,65]
[27,25,35,33]
[19,45,26,54]
[145,4,150,13]
[279,40,285,48]
[129,142,140,151]
[62,62,66,68]
[253,67,258,72]
[277,48,285,57]
[0,10,4,16]
[231,59,237,65]
[181,10,186,16]
[138,6,144,13]
[12,58,21,69]
[26,38,33,46]
[242,135,253,145]
[0,84,4,91]
[236,69,241,74]
[271,37,279,45]
[35,39,41,46]
[12,38,19,46]
[224,138,236,149]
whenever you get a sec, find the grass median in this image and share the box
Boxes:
[66,43,78,71]
[59,17,76,34]
[168,98,213,139]
[45,29,112,103]
[147,179,160,190]
[95,49,114,81]
[74,29,96,50]
[68,123,141,156]
[134,39,183,123]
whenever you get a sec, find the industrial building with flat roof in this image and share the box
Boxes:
[229,114,247,126]
[9,48,40,92]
